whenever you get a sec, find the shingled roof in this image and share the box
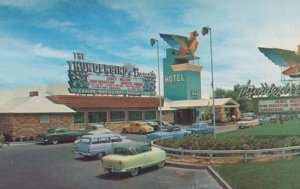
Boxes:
[47,95,162,109]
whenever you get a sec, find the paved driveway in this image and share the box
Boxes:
[0,143,222,189]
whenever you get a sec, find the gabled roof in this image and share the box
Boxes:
[0,83,70,106]
[0,96,75,114]
[164,98,239,110]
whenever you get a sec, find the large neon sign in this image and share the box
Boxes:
[67,61,156,96]
[238,80,300,98]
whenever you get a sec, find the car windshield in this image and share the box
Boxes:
[113,147,134,155]
[192,124,206,128]
[47,128,56,133]
[80,138,91,144]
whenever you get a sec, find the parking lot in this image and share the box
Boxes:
[0,137,223,189]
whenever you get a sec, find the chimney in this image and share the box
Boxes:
[29,91,39,97]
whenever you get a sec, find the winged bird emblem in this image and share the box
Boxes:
[259,46,300,78]
[160,30,199,60]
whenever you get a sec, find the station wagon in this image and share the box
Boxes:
[74,133,131,159]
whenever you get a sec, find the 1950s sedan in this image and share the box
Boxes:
[121,121,154,134]
[186,122,214,135]
[36,127,83,144]
[146,126,192,140]
[101,142,166,176]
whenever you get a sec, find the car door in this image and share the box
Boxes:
[90,137,110,156]
[62,128,77,142]
[131,123,141,133]
[133,146,149,168]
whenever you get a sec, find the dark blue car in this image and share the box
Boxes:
[186,122,214,135]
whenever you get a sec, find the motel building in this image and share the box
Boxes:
[0,48,240,142]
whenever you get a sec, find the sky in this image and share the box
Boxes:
[0,0,300,98]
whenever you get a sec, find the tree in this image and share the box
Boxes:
[214,85,254,113]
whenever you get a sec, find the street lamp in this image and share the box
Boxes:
[150,38,163,143]
[202,26,216,139]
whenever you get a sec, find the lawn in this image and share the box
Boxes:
[217,119,300,141]
[214,119,300,189]
[214,157,300,189]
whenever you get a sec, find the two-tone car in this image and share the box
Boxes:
[186,122,214,135]
[36,127,83,144]
[121,121,154,134]
[78,123,109,135]
[146,126,192,140]
[74,133,131,159]
[101,142,166,176]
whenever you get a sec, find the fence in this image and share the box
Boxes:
[153,144,300,163]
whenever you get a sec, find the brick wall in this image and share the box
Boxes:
[0,113,74,141]
[0,114,13,136]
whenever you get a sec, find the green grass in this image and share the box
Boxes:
[214,119,300,189]
[217,119,300,141]
[214,157,300,189]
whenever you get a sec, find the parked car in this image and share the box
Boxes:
[241,112,256,120]
[36,127,83,144]
[259,116,271,125]
[121,121,154,134]
[186,122,214,135]
[146,126,192,140]
[74,133,131,159]
[74,127,112,144]
[78,123,108,134]
[144,121,160,131]
[154,120,172,127]
[102,142,166,176]
[237,119,260,129]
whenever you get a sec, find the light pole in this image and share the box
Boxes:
[150,38,163,143]
[202,26,216,139]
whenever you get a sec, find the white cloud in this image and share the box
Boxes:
[32,43,70,59]
[0,34,71,60]
[0,0,57,10]
[44,18,76,30]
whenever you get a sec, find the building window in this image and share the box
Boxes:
[88,112,107,123]
[110,111,125,122]
[40,115,49,123]
[145,111,156,120]
[128,111,142,121]
[74,112,84,123]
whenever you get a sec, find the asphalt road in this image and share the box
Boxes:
[0,141,222,189]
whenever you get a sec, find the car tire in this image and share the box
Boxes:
[158,161,165,168]
[52,139,59,145]
[130,168,139,177]
[97,152,105,159]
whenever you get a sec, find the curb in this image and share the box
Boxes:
[166,161,232,189]
[4,142,36,146]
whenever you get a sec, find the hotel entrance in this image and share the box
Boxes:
[175,109,196,125]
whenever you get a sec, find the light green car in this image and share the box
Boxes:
[101,142,166,176]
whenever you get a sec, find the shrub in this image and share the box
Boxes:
[258,137,280,149]
[159,135,300,151]
[215,140,234,150]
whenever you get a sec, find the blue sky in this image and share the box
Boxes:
[0,0,300,98]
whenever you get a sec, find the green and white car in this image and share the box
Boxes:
[101,142,166,176]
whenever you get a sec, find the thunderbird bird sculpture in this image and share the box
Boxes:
[160,30,199,60]
[259,46,300,78]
